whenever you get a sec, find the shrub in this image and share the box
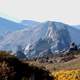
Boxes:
[52,70,80,80]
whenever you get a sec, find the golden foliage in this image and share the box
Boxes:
[52,70,80,80]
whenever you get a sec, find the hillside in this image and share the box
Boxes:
[25,51,80,72]
[0,51,53,80]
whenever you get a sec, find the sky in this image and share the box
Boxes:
[0,0,80,24]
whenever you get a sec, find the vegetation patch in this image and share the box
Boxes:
[52,70,80,80]
[0,51,53,80]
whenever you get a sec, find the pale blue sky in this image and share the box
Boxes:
[0,0,80,24]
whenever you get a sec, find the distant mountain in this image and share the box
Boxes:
[21,20,40,26]
[0,17,80,58]
[0,19,80,58]
[0,17,26,36]
[72,25,80,29]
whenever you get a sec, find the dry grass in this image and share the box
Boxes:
[25,55,80,72]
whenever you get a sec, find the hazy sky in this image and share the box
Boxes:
[0,0,80,24]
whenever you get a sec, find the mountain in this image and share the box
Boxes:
[68,26,80,45]
[0,17,26,37]
[0,17,41,39]
[0,22,47,52]
[0,20,80,58]
[21,20,40,26]
[72,25,80,29]
[0,17,80,58]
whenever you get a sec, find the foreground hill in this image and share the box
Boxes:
[0,51,53,80]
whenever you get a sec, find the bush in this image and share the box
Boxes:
[52,70,80,80]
